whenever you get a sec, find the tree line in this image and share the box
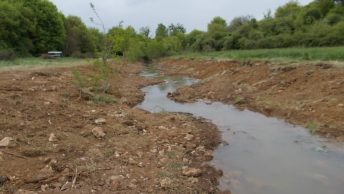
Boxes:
[0,0,102,58]
[1,0,344,61]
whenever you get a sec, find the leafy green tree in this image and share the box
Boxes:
[0,1,36,55]
[20,0,65,55]
[155,23,168,39]
[168,23,186,36]
[63,16,98,57]
[208,17,227,34]
[108,26,137,55]
[228,16,252,32]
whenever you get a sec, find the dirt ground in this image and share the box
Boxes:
[158,58,344,140]
[0,63,223,194]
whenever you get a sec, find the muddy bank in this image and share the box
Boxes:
[0,63,222,193]
[158,58,344,140]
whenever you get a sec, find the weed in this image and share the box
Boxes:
[92,94,117,104]
[234,96,244,104]
[72,70,87,89]
[306,121,318,134]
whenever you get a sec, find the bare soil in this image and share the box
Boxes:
[0,63,223,194]
[158,58,344,140]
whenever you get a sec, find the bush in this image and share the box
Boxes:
[0,49,16,60]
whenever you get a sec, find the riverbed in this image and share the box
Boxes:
[138,67,344,194]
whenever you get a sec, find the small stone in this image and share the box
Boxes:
[41,184,49,191]
[188,177,199,184]
[48,133,57,142]
[0,137,15,147]
[109,175,125,181]
[158,126,169,130]
[182,168,202,177]
[338,104,344,108]
[95,118,106,125]
[128,158,137,165]
[160,178,173,189]
[138,162,144,167]
[128,183,137,189]
[184,134,194,141]
[92,127,106,139]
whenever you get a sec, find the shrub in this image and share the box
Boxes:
[0,49,16,60]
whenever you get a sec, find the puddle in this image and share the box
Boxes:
[137,68,344,194]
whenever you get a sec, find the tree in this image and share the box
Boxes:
[155,23,168,39]
[63,16,97,57]
[21,0,65,55]
[107,26,137,56]
[139,26,150,38]
[0,1,32,53]
[228,16,252,32]
[208,17,227,34]
[168,23,186,36]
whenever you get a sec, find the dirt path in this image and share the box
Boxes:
[158,58,344,140]
[0,63,223,193]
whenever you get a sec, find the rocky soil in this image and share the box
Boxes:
[159,58,344,140]
[0,63,223,194]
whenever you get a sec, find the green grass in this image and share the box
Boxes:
[306,121,318,134]
[0,57,89,71]
[174,47,344,65]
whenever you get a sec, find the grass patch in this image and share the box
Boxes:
[306,121,318,134]
[0,57,89,71]
[175,47,344,65]
[92,94,118,104]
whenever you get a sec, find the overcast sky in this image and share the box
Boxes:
[50,0,313,32]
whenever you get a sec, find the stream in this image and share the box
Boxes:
[137,67,344,194]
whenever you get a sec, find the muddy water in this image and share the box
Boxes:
[138,69,344,194]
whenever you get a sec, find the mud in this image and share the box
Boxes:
[0,63,222,193]
[158,58,344,140]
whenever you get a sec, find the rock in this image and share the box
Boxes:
[160,178,173,189]
[138,162,144,167]
[158,126,169,130]
[95,118,106,125]
[0,175,9,186]
[0,137,15,147]
[338,104,344,108]
[128,158,137,165]
[184,134,194,141]
[41,184,49,191]
[128,183,137,189]
[48,133,57,142]
[109,175,125,182]
[188,177,199,184]
[92,127,106,139]
[182,168,202,177]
